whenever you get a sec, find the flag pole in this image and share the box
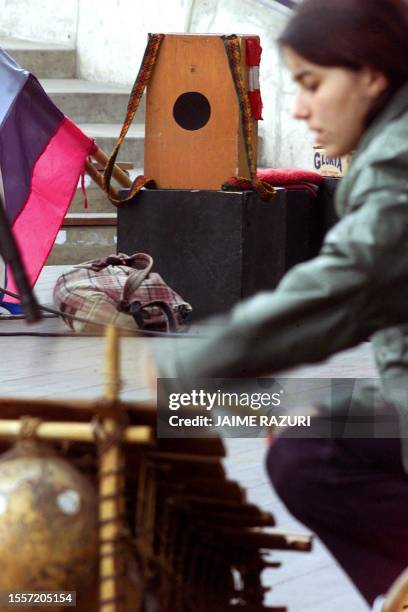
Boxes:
[0,190,42,322]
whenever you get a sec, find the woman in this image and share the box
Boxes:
[152,0,408,605]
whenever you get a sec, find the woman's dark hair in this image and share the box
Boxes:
[280,0,408,96]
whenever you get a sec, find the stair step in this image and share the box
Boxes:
[70,188,112,213]
[47,225,116,265]
[41,78,145,123]
[70,168,142,213]
[63,213,117,226]
[0,37,76,78]
[80,123,145,166]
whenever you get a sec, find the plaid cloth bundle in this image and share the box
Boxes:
[53,253,192,333]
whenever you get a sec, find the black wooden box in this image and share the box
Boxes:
[117,188,317,320]
[314,177,340,244]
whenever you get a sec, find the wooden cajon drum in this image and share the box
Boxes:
[144,34,258,190]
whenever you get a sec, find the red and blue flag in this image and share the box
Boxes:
[0,48,95,314]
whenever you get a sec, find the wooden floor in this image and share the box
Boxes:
[0,266,374,611]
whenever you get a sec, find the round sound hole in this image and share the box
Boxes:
[173,92,211,131]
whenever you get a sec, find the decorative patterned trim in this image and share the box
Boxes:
[222,35,276,201]
[103,33,164,206]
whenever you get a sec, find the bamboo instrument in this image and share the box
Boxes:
[0,420,150,444]
[99,325,125,612]
[0,397,156,421]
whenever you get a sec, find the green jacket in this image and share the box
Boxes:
[158,82,408,471]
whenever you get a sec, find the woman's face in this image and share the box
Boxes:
[284,47,387,157]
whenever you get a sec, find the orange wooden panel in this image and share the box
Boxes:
[144,34,258,190]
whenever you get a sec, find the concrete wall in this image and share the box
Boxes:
[188,0,313,168]
[0,0,313,169]
[0,0,78,46]
[76,0,193,86]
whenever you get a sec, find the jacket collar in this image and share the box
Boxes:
[335,81,408,217]
[356,81,408,154]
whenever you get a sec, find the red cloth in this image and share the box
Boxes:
[245,37,263,120]
[223,168,324,198]
[245,36,262,66]
[257,168,324,197]
[257,167,324,185]
[7,118,94,301]
[248,90,263,121]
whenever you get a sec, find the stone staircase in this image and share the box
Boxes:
[1,36,144,264]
